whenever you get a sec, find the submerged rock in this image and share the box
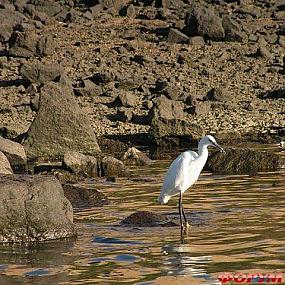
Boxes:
[62,184,109,208]
[121,211,177,227]
[0,175,75,243]
[207,148,285,174]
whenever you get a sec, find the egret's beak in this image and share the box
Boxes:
[213,142,226,154]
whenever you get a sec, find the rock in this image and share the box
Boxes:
[192,101,212,115]
[189,36,205,46]
[151,95,185,120]
[121,211,177,227]
[101,156,130,177]
[89,73,113,85]
[62,184,109,208]
[116,91,138,107]
[222,15,244,42]
[0,9,26,43]
[260,87,285,99]
[97,136,129,156]
[159,0,184,9]
[30,0,63,17]
[167,28,189,44]
[151,118,203,146]
[0,175,75,243]
[184,3,225,41]
[0,136,27,171]
[20,62,64,85]
[24,82,101,159]
[140,6,157,20]
[153,80,183,100]
[204,87,230,102]
[207,148,285,174]
[74,79,102,97]
[0,152,13,174]
[132,54,154,65]
[9,32,54,58]
[149,95,203,145]
[122,147,152,166]
[124,4,138,18]
[256,38,273,59]
[63,151,99,177]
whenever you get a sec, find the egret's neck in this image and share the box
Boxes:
[198,143,209,157]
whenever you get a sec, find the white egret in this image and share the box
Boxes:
[280,141,284,149]
[158,135,225,236]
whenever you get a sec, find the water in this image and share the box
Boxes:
[0,156,285,284]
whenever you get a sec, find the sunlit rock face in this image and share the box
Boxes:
[0,175,76,243]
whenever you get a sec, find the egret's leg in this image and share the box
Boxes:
[182,207,190,228]
[179,191,183,237]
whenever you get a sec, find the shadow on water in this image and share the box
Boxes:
[0,148,285,284]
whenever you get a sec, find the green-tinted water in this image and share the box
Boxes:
[0,155,285,284]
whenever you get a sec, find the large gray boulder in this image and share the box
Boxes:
[0,175,75,243]
[207,148,285,174]
[24,82,101,159]
[0,152,13,174]
[0,136,27,170]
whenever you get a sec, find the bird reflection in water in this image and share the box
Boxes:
[161,241,221,285]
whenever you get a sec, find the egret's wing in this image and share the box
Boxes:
[159,151,198,202]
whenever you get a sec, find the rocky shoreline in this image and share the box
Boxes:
[0,0,284,150]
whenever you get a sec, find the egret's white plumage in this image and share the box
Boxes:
[158,150,199,204]
[158,135,224,236]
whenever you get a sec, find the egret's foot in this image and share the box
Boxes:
[181,222,189,236]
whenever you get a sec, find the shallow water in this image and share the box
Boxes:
[0,154,285,284]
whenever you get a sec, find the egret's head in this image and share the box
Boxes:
[201,135,225,153]
[280,141,285,148]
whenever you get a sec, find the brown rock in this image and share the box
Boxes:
[62,184,109,208]
[20,62,64,85]
[63,151,99,177]
[121,211,177,227]
[24,82,101,159]
[207,148,285,174]
[184,3,225,41]
[0,136,27,169]
[101,156,130,177]
[122,147,152,166]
